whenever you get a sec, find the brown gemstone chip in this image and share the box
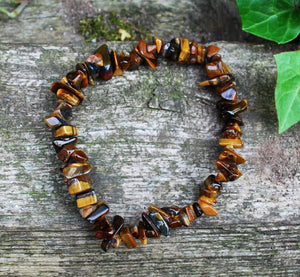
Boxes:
[54,125,78,138]
[120,226,138,249]
[219,138,243,148]
[142,212,160,237]
[76,189,97,208]
[178,38,190,63]
[67,175,93,195]
[62,162,93,180]
[148,205,172,224]
[138,221,147,245]
[215,160,242,181]
[198,201,218,216]
[111,49,123,76]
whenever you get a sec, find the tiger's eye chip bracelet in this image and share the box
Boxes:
[44,37,248,251]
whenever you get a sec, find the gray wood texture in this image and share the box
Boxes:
[0,1,299,276]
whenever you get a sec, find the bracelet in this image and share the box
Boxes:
[44,37,248,252]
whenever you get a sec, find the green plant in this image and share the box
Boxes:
[236,0,300,133]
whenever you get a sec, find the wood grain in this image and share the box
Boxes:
[0,1,299,276]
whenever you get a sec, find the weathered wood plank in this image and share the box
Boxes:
[0,0,299,276]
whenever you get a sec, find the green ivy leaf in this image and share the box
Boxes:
[236,0,300,44]
[274,51,300,133]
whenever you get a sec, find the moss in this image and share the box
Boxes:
[79,11,152,42]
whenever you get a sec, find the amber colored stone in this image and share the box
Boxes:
[153,37,163,54]
[111,49,123,76]
[85,53,103,66]
[188,41,198,64]
[54,125,78,138]
[62,162,93,180]
[67,175,93,195]
[94,214,112,231]
[131,226,139,238]
[76,189,97,208]
[169,216,183,228]
[182,206,196,222]
[220,111,243,126]
[95,44,113,80]
[222,128,241,139]
[86,203,110,224]
[179,210,191,226]
[147,44,157,54]
[79,204,97,218]
[219,145,246,165]
[215,160,242,181]
[192,202,203,217]
[178,38,190,63]
[96,230,110,239]
[218,99,248,115]
[198,201,218,216]
[199,195,217,205]
[206,45,220,59]
[222,122,242,136]
[51,81,84,103]
[128,50,143,70]
[138,221,147,245]
[142,212,160,237]
[52,137,78,153]
[69,149,88,163]
[50,101,73,121]
[204,175,222,194]
[66,70,88,90]
[134,40,157,69]
[118,50,131,71]
[76,63,95,85]
[197,45,206,64]
[200,187,218,198]
[149,212,170,236]
[216,82,234,95]
[210,54,222,62]
[148,205,172,224]
[206,60,231,79]
[198,74,232,87]
[57,144,74,162]
[219,138,243,148]
[56,88,80,106]
[85,62,101,82]
[120,227,137,249]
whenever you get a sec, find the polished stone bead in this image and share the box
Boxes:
[79,203,97,218]
[142,212,160,237]
[189,41,198,64]
[54,125,78,138]
[198,201,218,216]
[51,81,84,103]
[120,226,137,249]
[182,206,196,222]
[161,42,170,57]
[179,210,190,226]
[222,127,241,139]
[52,137,78,153]
[192,202,203,217]
[85,62,101,81]
[62,162,93,180]
[200,187,218,198]
[131,226,139,238]
[204,175,222,194]
[219,138,243,148]
[128,50,143,70]
[86,203,110,224]
[169,216,183,228]
[67,175,93,195]
[161,205,181,216]
[220,87,238,102]
[85,53,103,66]
[69,149,88,163]
[220,111,244,125]
[219,145,246,165]
[149,212,170,236]
[166,38,181,61]
[138,221,147,245]
[147,44,157,54]
[217,99,248,115]
[178,38,190,63]
[95,44,113,80]
[49,102,73,121]
[153,37,163,54]
[148,205,172,224]
[56,88,80,106]
[66,70,88,90]
[198,74,232,87]
[57,144,75,162]
[76,63,95,85]
[206,60,231,79]
[206,45,220,60]
[197,45,206,64]
[199,195,217,205]
[111,49,123,76]
[216,80,236,94]
[111,235,122,248]
[76,189,97,208]
[134,40,157,69]
[118,50,131,71]
[215,160,242,181]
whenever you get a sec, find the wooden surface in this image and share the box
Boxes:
[0,1,299,276]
